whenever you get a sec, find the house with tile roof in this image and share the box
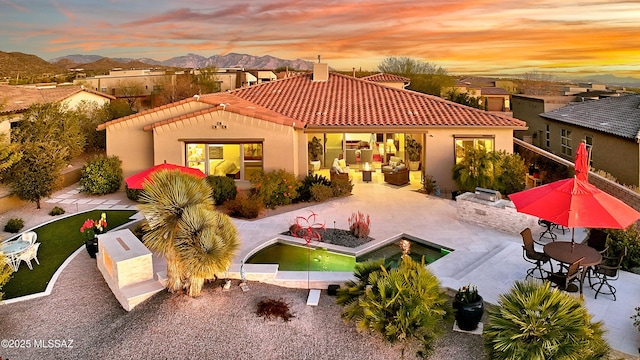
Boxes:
[0,84,115,134]
[98,63,526,191]
[539,94,640,186]
[360,73,411,89]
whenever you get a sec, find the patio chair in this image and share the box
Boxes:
[538,219,558,241]
[590,247,626,301]
[20,231,37,245]
[18,242,41,270]
[581,228,608,254]
[545,257,583,292]
[521,228,552,280]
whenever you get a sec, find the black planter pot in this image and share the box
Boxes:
[453,296,484,331]
[85,237,98,258]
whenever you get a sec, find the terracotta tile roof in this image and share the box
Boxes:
[0,85,115,115]
[232,72,526,129]
[141,93,304,131]
[361,73,411,84]
[97,97,195,130]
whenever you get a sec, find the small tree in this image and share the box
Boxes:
[2,142,66,209]
[445,90,483,110]
[452,147,498,192]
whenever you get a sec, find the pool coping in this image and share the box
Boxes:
[229,232,455,289]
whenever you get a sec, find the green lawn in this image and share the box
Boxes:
[2,210,137,300]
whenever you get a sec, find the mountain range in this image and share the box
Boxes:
[49,52,315,71]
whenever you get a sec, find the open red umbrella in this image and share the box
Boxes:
[125,163,206,189]
[508,142,640,243]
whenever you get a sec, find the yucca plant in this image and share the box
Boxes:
[483,279,610,360]
[337,257,450,359]
[139,170,215,294]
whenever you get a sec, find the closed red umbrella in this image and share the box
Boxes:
[574,142,589,182]
[125,163,206,189]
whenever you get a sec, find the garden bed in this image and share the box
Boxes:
[281,228,373,248]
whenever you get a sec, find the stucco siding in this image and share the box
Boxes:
[150,110,301,180]
[424,128,515,191]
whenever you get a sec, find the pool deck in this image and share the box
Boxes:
[231,171,640,356]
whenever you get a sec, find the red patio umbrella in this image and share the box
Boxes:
[574,142,589,182]
[125,163,206,190]
[508,143,640,243]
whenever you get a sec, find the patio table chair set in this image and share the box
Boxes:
[520,226,626,301]
[0,231,41,271]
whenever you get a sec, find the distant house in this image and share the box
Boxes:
[442,77,515,113]
[360,73,411,89]
[98,63,526,191]
[0,84,115,134]
[513,93,640,186]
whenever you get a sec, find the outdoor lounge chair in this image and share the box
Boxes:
[590,247,626,301]
[521,228,552,280]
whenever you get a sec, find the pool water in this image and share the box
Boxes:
[246,243,356,271]
[246,239,449,272]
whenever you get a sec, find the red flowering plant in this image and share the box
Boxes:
[79,212,108,240]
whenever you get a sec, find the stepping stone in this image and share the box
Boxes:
[306,289,321,306]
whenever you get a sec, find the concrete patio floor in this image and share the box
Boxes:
[2,169,639,357]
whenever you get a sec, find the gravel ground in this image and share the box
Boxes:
[0,250,486,360]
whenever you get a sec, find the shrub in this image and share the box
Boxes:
[483,280,610,360]
[330,177,353,197]
[250,169,299,209]
[0,254,12,300]
[632,306,640,332]
[48,206,65,216]
[4,218,24,233]
[80,155,123,195]
[310,184,333,202]
[604,225,640,270]
[206,175,238,205]
[297,174,331,202]
[337,257,450,359]
[224,192,264,219]
[452,149,526,195]
[256,298,295,322]
[125,185,143,202]
[348,211,370,239]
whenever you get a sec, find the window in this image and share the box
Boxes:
[585,136,593,166]
[561,129,572,156]
[454,137,494,164]
[186,142,263,180]
[545,124,550,148]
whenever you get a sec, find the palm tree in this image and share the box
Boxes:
[138,170,215,293]
[484,280,610,360]
[452,147,498,191]
[175,206,239,296]
[338,257,450,359]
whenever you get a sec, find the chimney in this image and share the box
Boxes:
[313,63,329,82]
[352,67,356,77]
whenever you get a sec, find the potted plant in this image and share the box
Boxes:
[405,136,422,171]
[453,283,484,331]
[79,213,107,258]
[308,136,323,172]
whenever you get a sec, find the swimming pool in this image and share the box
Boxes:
[245,238,451,272]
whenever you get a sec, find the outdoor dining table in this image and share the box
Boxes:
[0,239,31,272]
[543,241,602,295]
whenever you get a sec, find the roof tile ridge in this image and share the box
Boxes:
[97,97,196,130]
[228,72,310,94]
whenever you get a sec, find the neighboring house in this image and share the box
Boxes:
[360,73,411,89]
[98,63,526,191]
[249,70,278,84]
[513,93,640,186]
[442,78,514,113]
[0,84,115,134]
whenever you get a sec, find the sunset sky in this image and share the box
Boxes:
[1,0,639,78]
